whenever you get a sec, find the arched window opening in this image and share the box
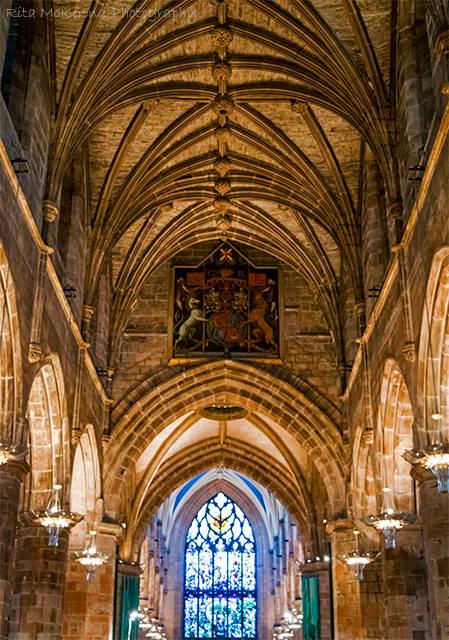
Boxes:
[184,492,256,639]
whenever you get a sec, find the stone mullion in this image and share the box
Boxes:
[0,462,29,640]
[10,520,69,640]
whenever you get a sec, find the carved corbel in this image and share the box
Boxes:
[435,29,449,55]
[387,200,403,249]
[42,200,59,223]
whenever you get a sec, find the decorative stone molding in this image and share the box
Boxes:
[213,197,230,212]
[361,429,374,446]
[290,99,308,115]
[216,212,232,238]
[160,203,173,214]
[42,199,59,223]
[435,29,449,55]
[28,341,42,363]
[214,178,231,195]
[211,25,233,59]
[214,157,232,176]
[212,95,235,118]
[402,341,416,362]
[212,61,232,94]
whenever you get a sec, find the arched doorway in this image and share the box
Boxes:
[183,492,257,639]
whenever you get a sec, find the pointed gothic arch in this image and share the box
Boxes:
[26,354,70,509]
[0,241,22,444]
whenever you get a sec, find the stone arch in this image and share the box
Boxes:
[105,360,345,518]
[0,241,22,443]
[26,354,70,509]
[418,246,449,442]
[128,440,314,563]
[70,424,102,541]
[376,359,414,511]
[162,479,275,640]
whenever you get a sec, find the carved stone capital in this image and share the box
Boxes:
[42,199,59,223]
[402,341,416,362]
[0,459,30,481]
[28,342,42,363]
[435,29,449,55]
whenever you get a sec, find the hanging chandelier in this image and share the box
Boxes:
[273,623,293,639]
[0,439,27,465]
[337,530,378,580]
[283,607,303,630]
[403,419,449,493]
[72,529,110,580]
[31,483,83,547]
[362,487,416,548]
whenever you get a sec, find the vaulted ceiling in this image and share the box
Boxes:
[47,0,399,365]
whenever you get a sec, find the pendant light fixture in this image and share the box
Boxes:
[72,529,110,580]
[363,487,416,548]
[337,530,378,580]
[31,483,83,547]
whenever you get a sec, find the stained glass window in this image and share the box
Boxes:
[184,492,257,639]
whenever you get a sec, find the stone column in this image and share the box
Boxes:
[382,524,431,639]
[63,523,120,640]
[327,519,384,640]
[415,470,449,639]
[0,461,29,640]
[10,520,69,639]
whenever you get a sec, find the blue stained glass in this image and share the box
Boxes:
[184,492,256,638]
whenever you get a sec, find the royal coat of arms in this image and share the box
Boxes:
[170,243,281,359]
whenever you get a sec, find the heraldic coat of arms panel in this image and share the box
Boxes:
[171,243,281,359]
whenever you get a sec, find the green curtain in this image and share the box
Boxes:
[119,573,140,640]
[302,574,320,640]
